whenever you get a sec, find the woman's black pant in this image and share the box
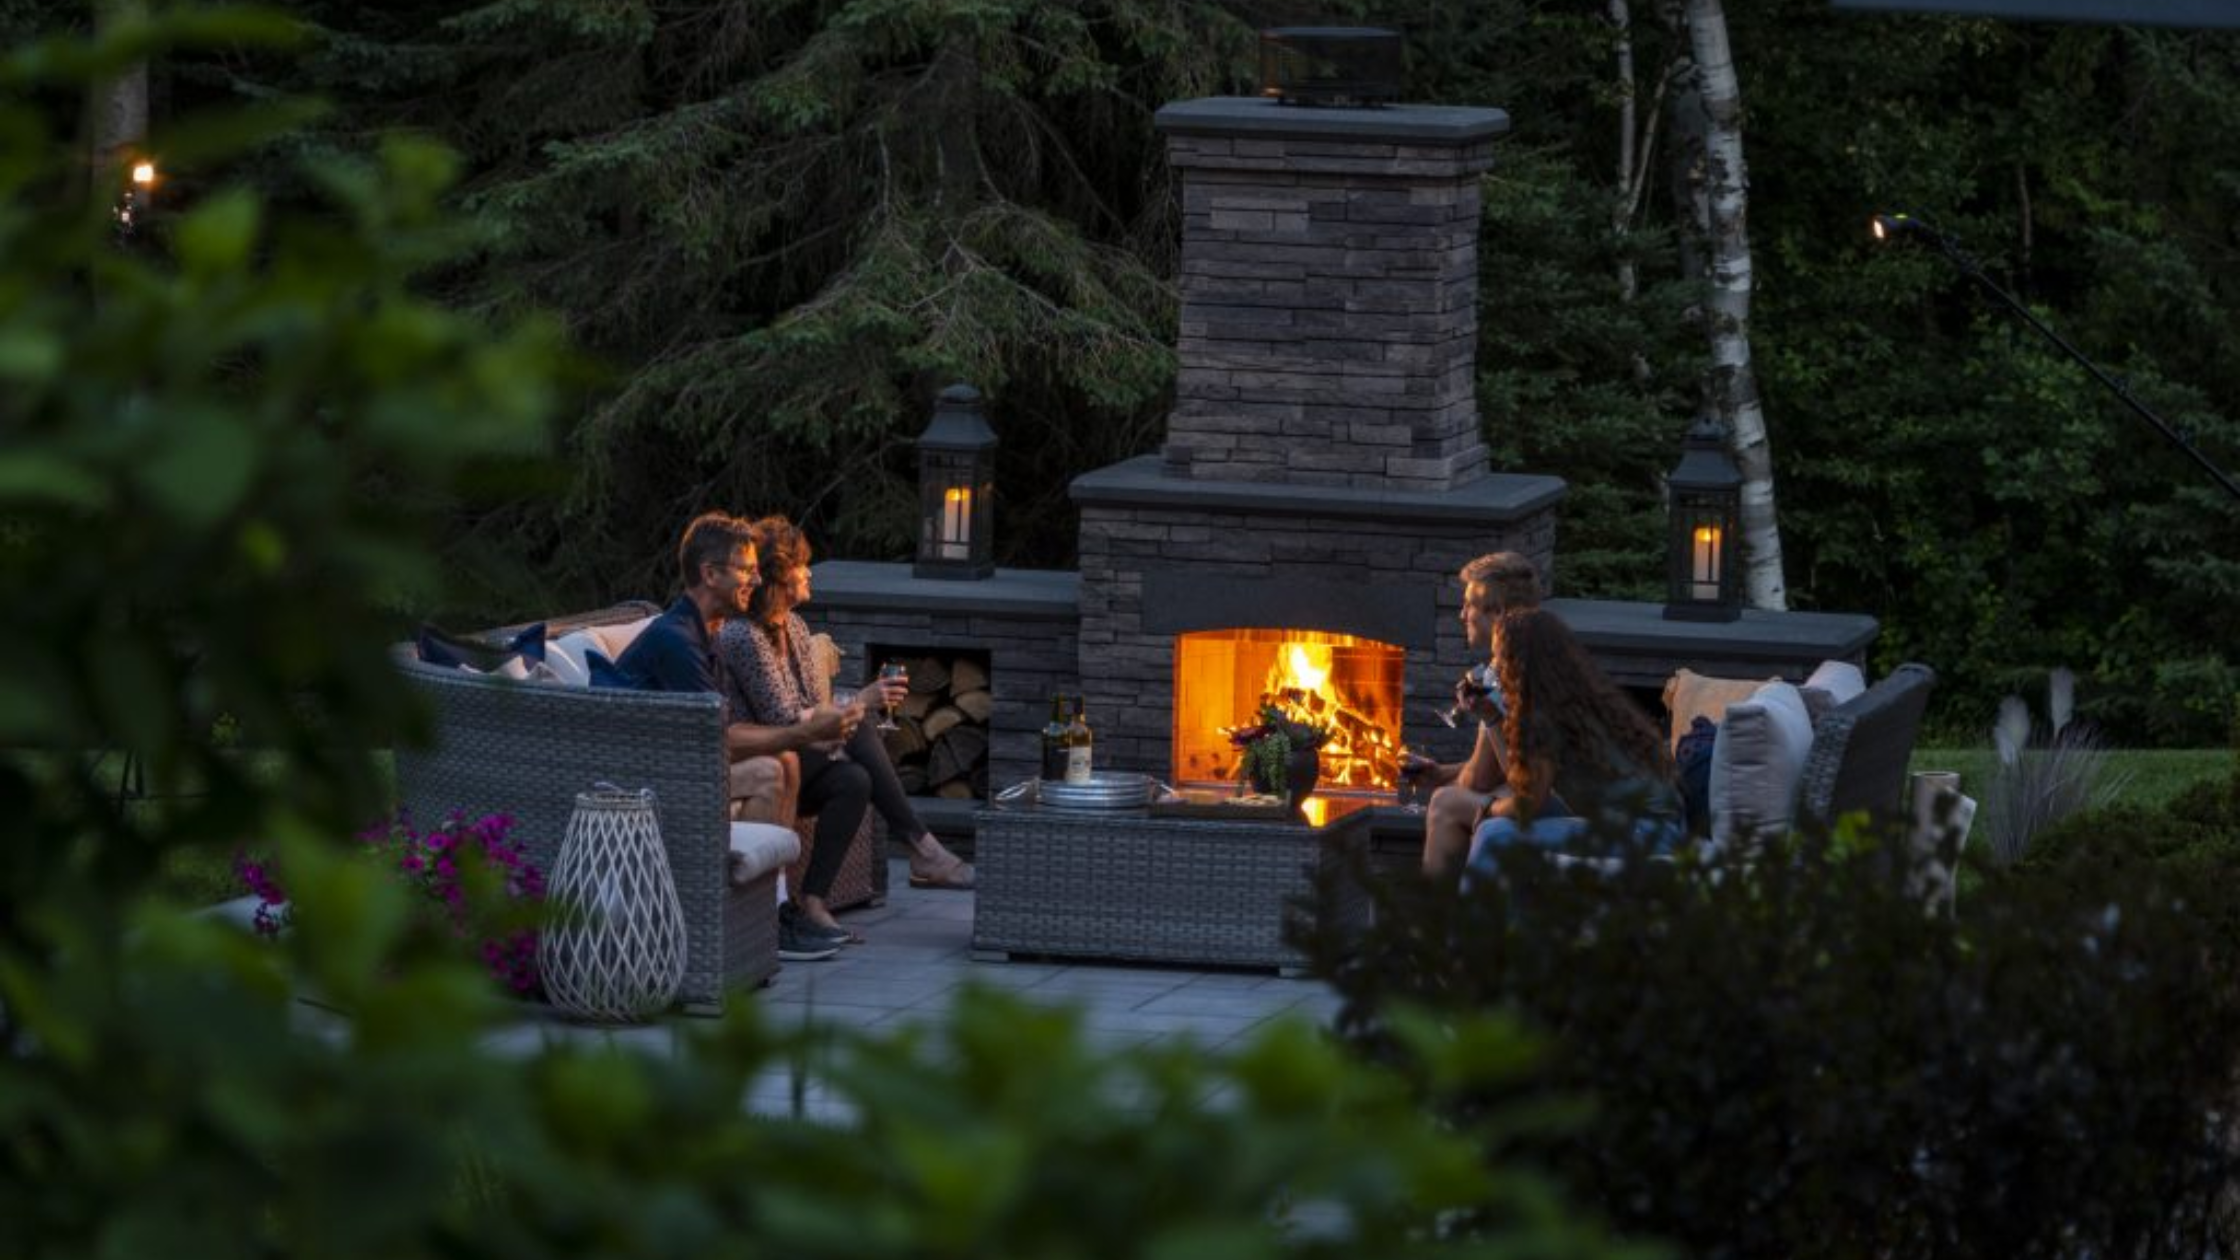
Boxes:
[791,723,927,900]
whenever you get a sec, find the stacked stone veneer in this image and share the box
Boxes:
[1156,97,1508,491]
[1070,463,1561,779]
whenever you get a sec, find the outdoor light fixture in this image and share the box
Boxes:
[1663,415,1744,622]
[1257,27,1403,107]
[1870,209,2240,503]
[913,382,997,580]
[114,155,157,242]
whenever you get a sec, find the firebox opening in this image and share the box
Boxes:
[1172,628,1405,793]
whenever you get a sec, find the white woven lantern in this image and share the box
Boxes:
[542,786,688,1022]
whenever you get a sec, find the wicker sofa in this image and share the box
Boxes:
[392,603,880,1015]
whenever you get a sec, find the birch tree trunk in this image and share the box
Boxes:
[1668,0,1787,610]
[89,0,148,194]
[1612,0,1641,304]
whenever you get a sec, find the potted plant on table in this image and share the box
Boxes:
[1226,703,1331,811]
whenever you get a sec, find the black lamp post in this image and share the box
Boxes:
[1871,211,2240,504]
[913,383,996,580]
[1664,415,1744,622]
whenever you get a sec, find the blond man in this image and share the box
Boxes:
[1405,551,1541,876]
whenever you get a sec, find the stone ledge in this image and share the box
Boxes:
[1071,455,1564,524]
[1157,96,1511,146]
[808,563,1081,619]
[1545,597,1880,689]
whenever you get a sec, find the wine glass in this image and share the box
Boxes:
[875,661,907,732]
[1438,664,1499,728]
[1395,746,1432,812]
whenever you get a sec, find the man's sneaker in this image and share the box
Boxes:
[777,917,840,962]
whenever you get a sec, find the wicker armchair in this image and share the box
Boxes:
[1795,663,1938,831]
[392,603,780,1016]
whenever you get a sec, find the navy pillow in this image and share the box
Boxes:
[416,622,547,672]
[1675,715,1719,838]
[586,649,630,688]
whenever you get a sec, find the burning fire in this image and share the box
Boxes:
[1261,639,1399,790]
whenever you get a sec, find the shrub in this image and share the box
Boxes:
[1302,825,2240,1260]
[235,810,546,992]
[1980,668,2130,865]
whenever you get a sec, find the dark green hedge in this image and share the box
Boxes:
[1304,822,2240,1260]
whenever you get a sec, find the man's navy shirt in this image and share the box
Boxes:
[612,596,722,700]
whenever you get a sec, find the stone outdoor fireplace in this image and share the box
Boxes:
[814,92,1581,809]
[1070,94,1565,796]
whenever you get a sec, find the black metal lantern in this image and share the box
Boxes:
[1663,415,1743,622]
[913,383,996,580]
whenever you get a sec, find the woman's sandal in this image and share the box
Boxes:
[908,847,976,890]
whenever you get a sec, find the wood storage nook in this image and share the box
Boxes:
[874,649,993,800]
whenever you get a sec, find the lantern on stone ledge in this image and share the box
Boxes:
[913,383,996,580]
[1663,415,1742,622]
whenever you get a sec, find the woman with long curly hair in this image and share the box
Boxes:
[715,516,975,948]
[1464,608,1683,872]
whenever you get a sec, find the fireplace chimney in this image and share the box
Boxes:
[1153,93,1509,491]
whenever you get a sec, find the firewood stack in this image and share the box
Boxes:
[877,653,992,800]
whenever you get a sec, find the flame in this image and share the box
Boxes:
[1261,639,1395,790]
[1279,642,1330,692]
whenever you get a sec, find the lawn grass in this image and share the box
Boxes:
[1910,747,2233,810]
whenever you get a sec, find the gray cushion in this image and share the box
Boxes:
[1708,680,1815,849]
[727,822,800,887]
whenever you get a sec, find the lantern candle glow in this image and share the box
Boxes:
[941,487,972,558]
[1692,524,1721,600]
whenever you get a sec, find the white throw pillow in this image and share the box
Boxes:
[1708,680,1815,851]
[586,615,656,664]
[1804,659,1866,704]
[545,631,597,687]
[1800,659,1867,725]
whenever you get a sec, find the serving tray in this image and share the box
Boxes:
[994,772,1157,811]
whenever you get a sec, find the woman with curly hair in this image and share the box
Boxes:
[715,516,975,948]
[1463,608,1683,873]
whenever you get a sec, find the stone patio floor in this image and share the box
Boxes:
[453,858,1348,1118]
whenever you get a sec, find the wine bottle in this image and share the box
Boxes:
[1039,695,1071,782]
[1062,694,1094,785]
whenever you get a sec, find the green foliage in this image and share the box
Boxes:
[2024,761,2240,951]
[1733,1,2240,740]
[1304,826,2240,1259]
[2,16,1635,1260]
[7,898,1645,1259]
[190,0,1255,602]
[0,5,565,949]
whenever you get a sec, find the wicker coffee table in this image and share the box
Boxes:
[969,799,1373,975]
